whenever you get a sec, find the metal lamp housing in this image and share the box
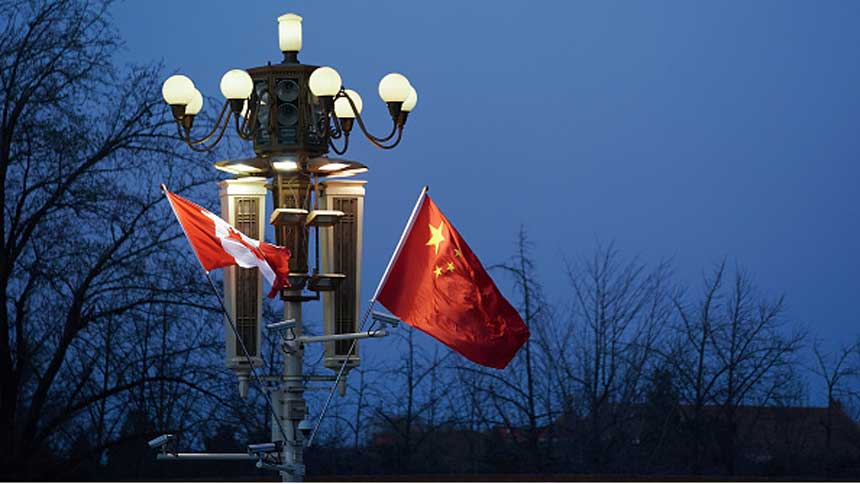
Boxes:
[271,172,312,299]
[246,63,327,158]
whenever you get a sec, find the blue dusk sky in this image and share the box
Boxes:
[113,1,859,357]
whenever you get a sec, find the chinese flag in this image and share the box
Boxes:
[375,190,529,369]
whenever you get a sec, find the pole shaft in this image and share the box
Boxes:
[297,329,387,344]
[278,299,305,482]
[157,453,258,461]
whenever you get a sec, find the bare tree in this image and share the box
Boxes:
[665,261,727,473]
[0,0,226,477]
[811,338,860,452]
[370,326,453,473]
[559,243,673,472]
[668,260,805,475]
[447,364,493,473]
[448,227,557,470]
[488,227,553,462]
[313,363,377,451]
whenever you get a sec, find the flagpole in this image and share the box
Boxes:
[161,185,290,445]
[202,272,290,444]
[304,302,376,448]
[308,185,428,447]
[370,185,428,302]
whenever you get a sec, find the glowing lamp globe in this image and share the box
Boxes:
[162,75,195,105]
[185,89,203,115]
[220,69,253,100]
[378,73,411,103]
[278,13,303,52]
[402,86,418,112]
[309,67,342,97]
[334,89,363,119]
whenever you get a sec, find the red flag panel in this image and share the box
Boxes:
[376,194,529,369]
[165,189,236,271]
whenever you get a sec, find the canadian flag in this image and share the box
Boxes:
[163,187,291,298]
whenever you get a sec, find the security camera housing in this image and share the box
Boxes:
[297,418,313,439]
[266,319,296,331]
[248,441,282,455]
[147,434,174,449]
[371,311,400,327]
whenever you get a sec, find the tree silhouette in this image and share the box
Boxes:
[0,0,228,478]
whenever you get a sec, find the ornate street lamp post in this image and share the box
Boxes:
[158,13,416,482]
[160,14,416,159]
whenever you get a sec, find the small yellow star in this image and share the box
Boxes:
[426,221,446,255]
[433,266,443,278]
[454,248,462,258]
[447,261,455,272]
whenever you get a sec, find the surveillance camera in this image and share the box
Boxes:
[298,418,313,440]
[248,441,282,455]
[371,311,400,327]
[147,434,174,449]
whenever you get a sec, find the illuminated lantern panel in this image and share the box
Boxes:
[320,180,366,372]
[219,178,267,393]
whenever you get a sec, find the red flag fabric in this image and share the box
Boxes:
[164,188,290,298]
[375,191,530,369]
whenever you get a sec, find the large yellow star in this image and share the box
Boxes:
[426,221,446,255]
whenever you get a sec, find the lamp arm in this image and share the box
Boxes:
[177,100,231,146]
[330,112,345,139]
[365,124,403,150]
[373,120,398,142]
[317,110,343,142]
[236,95,262,140]
[348,101,402,146]
[334,90,400,143]
[176,111,232,153]
[235,114,253,141]
[328,130,349,155]
[235,107,261,141]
